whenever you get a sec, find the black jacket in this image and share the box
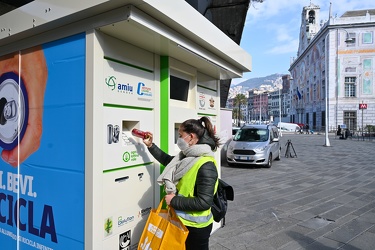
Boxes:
[148,140,218,212]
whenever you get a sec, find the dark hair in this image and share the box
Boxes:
[181,116,220,150]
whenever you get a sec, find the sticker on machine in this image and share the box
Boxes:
[119,230,131,250]
[104,217,113,237]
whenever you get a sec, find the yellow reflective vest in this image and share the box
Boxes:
[175,156,218,228]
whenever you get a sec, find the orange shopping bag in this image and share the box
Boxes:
[138,198,189,250]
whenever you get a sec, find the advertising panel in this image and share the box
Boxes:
[0,33,85,249]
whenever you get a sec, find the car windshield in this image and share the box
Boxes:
[234,128,269,142]
[232,127,240,136]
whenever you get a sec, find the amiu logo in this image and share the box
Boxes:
[105,76,133,94]
[137,82,152,97]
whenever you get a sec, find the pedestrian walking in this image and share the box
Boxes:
[305,124,310,134]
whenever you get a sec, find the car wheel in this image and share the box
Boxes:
[227,162,235,167]
[265,154,272,168]
[275,148,281,161]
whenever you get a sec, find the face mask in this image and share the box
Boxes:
[177,135,190,151]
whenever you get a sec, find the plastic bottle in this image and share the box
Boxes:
[131,128,149,139]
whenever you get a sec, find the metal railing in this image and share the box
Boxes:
[334,126,375,142]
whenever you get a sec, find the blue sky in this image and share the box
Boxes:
[233,0,375,84]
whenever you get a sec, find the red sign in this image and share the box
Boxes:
[359,103,367,109]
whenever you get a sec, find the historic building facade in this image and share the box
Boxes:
[289,3,375,132]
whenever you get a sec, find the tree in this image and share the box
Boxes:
[233,93,247,126]
[232,107,239,123]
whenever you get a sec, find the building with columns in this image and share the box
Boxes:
[289,2,375,132]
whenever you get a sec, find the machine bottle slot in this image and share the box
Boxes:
[107,124,113,144]
[115,176,129,183]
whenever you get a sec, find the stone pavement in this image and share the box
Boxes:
[210,133,375,250]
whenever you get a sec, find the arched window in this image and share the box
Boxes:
[308,10,315,24]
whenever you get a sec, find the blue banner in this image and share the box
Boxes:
[0,33,85,250]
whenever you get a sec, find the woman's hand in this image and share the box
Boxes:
[143,132,153,148]
[165,193,175,206]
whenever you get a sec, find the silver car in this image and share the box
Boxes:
[226,124,281,168]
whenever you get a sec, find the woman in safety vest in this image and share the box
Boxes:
[143,116,220,250]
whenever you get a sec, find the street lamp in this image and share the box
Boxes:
[279,88,281,126]
[324,31,331,147]
[342,28,354,43]
[259,91,262,124]
[279,87,282,136]
[361,100,364,139]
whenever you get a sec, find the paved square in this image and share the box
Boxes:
[210,133,375,250]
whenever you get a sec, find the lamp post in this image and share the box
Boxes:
[279,88,281,126]
[279,87,282,136]
[324,31,331,147]
[358,69,364,140]
[259,92,262,124]
[361,100,364,139]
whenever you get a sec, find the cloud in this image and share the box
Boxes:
[266,23,298,42]
[266,39,299,55]
[246,0,306,25]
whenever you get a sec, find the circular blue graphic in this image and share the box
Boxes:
[0,72,29,150]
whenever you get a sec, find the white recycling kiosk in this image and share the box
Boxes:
[0,1,251,249]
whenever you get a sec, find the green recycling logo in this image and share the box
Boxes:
[105,76,116,91]
[104,217,113,236]
[123,152,131,162]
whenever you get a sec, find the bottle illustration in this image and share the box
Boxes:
[107,124,113,144]
[131,128,149,139]
[0,72,29,150]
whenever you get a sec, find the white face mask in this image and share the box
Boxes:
[177,135,190,151]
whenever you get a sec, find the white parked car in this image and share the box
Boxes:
[226,124,281,168]
[277,122,301,132]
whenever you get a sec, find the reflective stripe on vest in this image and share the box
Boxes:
[175,195,214,223]
[175,156,218,228]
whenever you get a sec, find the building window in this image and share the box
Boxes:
[344,77,356,97]
[344,111,356,131]
[363,59,373,95]
[362,31,373,44]
[345,67,356,72]
[313,84,316,100]
[306,88,310,102]
[313,112,316,129]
